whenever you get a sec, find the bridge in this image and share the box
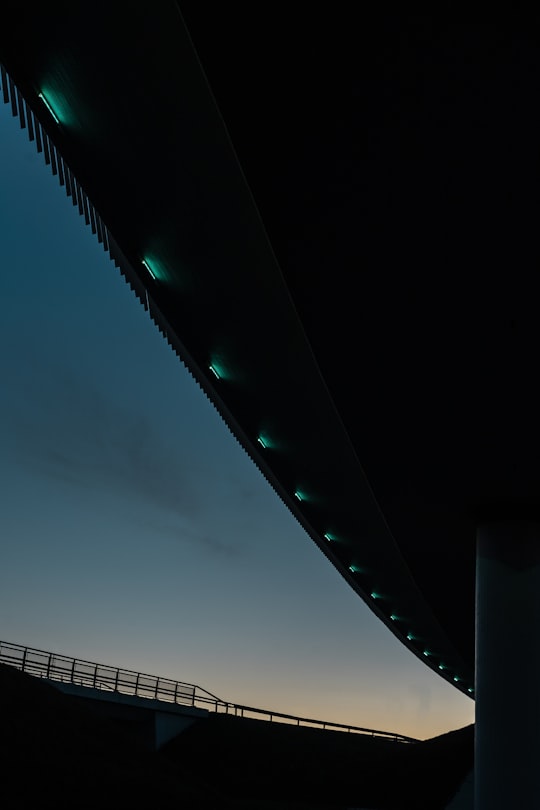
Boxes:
[0,640,416,749]
[1,7,539,807]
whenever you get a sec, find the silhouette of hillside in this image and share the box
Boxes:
[161,713,473,809]
[0,663,473,809]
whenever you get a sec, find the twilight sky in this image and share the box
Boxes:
[0,92,474,741]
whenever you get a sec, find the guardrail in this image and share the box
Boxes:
[0,640,417,742]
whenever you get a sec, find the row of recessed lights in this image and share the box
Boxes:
[208,360,477,695]
[346,565,474,692]
[35,83,476,699]
[36,90,167,291]
[207,354,476,694]
[138,203,477,696]
[31,87,470,701]
[32,87,473,696]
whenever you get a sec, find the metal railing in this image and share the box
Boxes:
[0,640,417,742]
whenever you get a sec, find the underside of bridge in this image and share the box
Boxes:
[2,5,539,730]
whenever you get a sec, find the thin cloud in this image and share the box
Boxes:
[6,356,205,522]
[136,516,243,558]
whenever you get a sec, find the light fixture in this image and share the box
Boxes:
[142,259,157,280]
[38,91,60,124]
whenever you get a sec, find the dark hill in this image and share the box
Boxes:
[0,663,224,809]
[0,663,472,809]
[161,713,473,809]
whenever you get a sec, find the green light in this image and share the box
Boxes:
[406,633,415,641]
[141,256,170,283]
[390,614,398,621]
[208,356,230,382]
[294,490,303,501]
[468,687,474,694]
[257,433,275,449]
[38,85,74,126]
[453,676,460,682]
[438,664,446,671]
[256,431,279,450]
[370,592,381,600]
[423,650,430,657]
[38,91,60,124]
[348,564,359,573]
[142,259,157,280]
[324,532,335,542]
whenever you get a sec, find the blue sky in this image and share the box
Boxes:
[0,92,474,741]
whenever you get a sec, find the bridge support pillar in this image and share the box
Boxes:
[475,521,540,809]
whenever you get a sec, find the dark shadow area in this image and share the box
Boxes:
[0,663,221,808]
[161,712,473,809]
[1,663,472,809]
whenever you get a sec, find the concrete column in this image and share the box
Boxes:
[475,521,540,809]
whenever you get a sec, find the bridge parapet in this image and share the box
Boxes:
[0,639,214,708]
[0,640,416,743]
